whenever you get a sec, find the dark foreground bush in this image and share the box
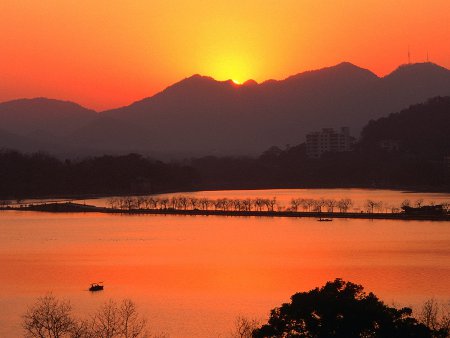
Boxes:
[253,279,444,338]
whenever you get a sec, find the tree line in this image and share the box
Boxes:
[106,195,353,213]
[107,195,353,212]
[0,98,449,201]
[104,195,448,214]
[0,151,197,199]
[189,97,450,192]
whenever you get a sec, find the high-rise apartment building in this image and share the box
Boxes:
[306,127,352,159]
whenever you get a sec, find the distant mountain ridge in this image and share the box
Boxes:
[1,62,450,158]
[0,98,97,136]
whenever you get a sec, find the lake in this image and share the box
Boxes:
[1,189,449,337]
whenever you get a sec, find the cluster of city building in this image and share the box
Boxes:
[305,127,353,159]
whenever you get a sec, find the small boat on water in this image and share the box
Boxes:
[89,283,104,292]
[317,218,333,222]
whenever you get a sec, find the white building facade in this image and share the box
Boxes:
[306,127,352,159]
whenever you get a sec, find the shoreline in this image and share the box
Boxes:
[2,185,450,203]
[4,202,449,221]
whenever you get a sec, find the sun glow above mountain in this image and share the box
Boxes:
[0,1,449,110]
[201,52,256,85]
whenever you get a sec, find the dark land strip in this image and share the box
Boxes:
[3,202,449,221]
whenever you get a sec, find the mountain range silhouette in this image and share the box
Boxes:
[1,62,449,158]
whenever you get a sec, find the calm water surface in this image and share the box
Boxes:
[1,189,449,337]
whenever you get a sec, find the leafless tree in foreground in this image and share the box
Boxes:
[23,294,74,338]
[230,316,260,338]
[23,296,151,338]
[418,298,450,335]
[88,299,148,338]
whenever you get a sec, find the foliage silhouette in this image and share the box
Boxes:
[253,279,433,338]
[0,151,197,199]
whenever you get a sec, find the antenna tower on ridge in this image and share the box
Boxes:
[408,45,411,64]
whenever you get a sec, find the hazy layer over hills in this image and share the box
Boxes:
[1,62,449,158]
[2,98,449,198]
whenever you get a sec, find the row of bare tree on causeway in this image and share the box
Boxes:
[106,196,448,214]
[107,196,352,213]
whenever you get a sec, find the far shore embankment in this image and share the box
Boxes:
[4,202,449,222]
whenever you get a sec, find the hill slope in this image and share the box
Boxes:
[102,62,450,156]
[1,62,449,157]
[360,96,450,158]
[0,98,97,137]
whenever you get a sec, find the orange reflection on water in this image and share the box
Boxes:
[0,209,449,337]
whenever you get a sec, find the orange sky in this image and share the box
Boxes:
[0,0,449,111]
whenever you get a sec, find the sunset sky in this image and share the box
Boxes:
[1,0,449,110]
